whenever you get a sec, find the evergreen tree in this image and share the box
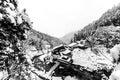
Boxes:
[0,0,31,79]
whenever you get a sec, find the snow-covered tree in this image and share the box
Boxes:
[0,0,31,79]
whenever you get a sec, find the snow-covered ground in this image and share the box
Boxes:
[72,47,113,70]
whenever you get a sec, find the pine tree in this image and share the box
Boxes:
[0,0,31,79]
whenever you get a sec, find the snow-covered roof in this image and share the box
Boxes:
[68,43,77,47]
[62,49,71,54]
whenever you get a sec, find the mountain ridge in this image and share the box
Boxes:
[60,31,76,44]
[65,3,120,48]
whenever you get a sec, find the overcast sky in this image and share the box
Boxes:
[18,0,120,38]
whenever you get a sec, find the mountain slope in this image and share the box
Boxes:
[71,4,120,48]
[24,29,64,51]
[60,31,76,44]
